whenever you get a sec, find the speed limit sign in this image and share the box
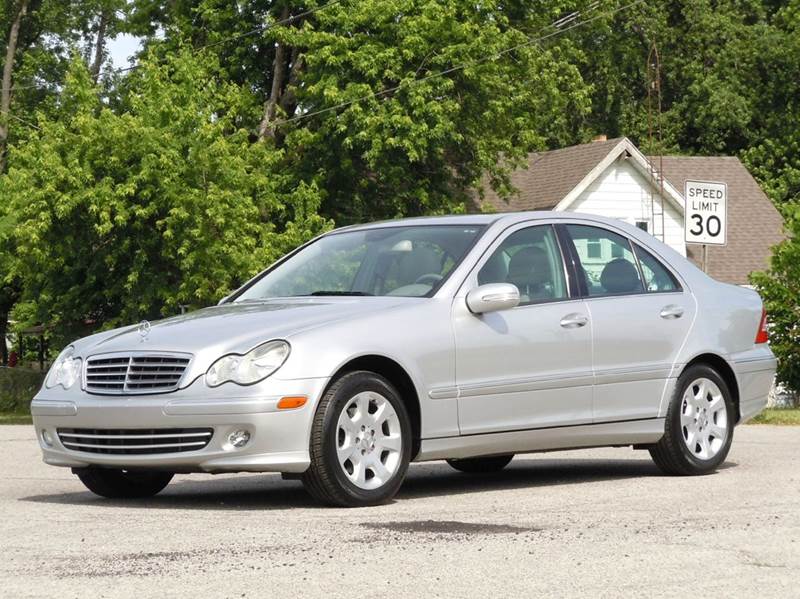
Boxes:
[684,180,727,246]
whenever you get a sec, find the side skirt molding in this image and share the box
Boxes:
[415,418,665,461]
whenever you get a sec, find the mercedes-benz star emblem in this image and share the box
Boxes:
[138,320,151,340]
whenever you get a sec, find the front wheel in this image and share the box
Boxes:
[649,365,734,475]
[75,468,174,499]
[302,371,412,507]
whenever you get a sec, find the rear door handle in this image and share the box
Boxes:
[560,313,589,328]
[660,305,684,319]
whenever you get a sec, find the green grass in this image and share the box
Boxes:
[748,408,800,426]
[0,413,32,425]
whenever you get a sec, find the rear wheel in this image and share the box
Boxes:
[649,364,734,475]
[446,455,514,473]
[302,371,412,507]
[75,468,173,499]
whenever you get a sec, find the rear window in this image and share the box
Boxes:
[634,245,681,293]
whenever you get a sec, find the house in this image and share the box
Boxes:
[476,137,785,285]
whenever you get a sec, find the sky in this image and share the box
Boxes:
[108,33,142,70]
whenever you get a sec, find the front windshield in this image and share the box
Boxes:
[236,225,485,300]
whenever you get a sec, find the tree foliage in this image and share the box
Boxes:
[279,0,590,222]
[0,0,799,358]
[572,0,800,207]
[1,55,327,344]
[751,203,800,395]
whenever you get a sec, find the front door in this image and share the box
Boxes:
[452,223,594,435]
[563,223,696,422]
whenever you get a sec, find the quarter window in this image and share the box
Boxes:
[566,224,644,297]
[477,225,568,305]
[635,244,681,292]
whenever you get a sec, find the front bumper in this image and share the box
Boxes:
[31,376,329,474]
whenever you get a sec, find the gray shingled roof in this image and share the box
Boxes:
[656,156,785,285]
[475,137,625,212]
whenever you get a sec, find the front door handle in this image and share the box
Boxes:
[660,304,684,319]
[560,313,589,328]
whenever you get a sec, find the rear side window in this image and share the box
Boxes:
[566,224,644,297]
[635,244,681,293]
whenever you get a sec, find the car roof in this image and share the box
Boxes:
[338,211,565,231]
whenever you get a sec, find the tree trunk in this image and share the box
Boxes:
[279,47,303,118]
[0,0,29,174]
[90,10,110,83]
[258,5,291,141]
[0,313,7,366]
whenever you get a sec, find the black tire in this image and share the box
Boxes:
[302,371,412,507]
[74,468,174,499]
[446,454,514,473]
[649,364,735,476]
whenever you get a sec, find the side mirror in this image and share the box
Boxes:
[465,283,520,315]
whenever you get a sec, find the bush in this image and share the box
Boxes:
[751,203,800,396]
[0,367,45,413]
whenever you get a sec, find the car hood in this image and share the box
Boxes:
[73,297,415,364]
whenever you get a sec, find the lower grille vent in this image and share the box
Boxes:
[57,428,213,455]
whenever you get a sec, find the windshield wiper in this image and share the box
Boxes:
[307,291,374,296]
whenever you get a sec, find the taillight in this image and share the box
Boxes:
[755,308,769,344]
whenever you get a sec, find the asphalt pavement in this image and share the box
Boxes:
[1,424,798,598]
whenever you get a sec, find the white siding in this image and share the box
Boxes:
[563,159,686,256]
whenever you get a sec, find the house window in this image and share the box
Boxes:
[587,238,601,259]
[635,220,649,232]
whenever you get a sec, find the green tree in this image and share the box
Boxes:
[571,0,800,206]
[126,1,592,222]
[272,0,591,223]
[751,202,800,396]
[1,54,328,345]
[1,0,128,361]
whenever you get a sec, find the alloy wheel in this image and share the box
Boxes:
[680,377,728,460]
[335,391,403,490]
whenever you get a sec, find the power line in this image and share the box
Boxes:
[0,0,644,131]
[0,0,346,92]
[269,0,646,129]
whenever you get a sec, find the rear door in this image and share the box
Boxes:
[562,223,696,422]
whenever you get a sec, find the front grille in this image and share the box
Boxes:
[84,353,191,395]
[57,428,214,455]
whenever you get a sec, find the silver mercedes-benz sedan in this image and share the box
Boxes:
[31,212,776,506]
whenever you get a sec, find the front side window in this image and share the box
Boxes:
[566,224,644,297]
[236,225,485,300]
[477,225,568,305]
[635,244,681,292]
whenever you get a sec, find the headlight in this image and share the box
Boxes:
[205,340,290,387]
[45,346,82,390]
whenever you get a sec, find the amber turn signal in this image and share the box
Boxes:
[277,396,307,410]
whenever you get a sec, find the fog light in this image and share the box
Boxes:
[227,429,251,449]
[41,429,53,447]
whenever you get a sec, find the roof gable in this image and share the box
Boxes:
[477,137,685,214]
[554,138,685,213]
[476,137,625,212]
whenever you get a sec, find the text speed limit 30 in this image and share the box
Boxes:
[684,180,727,246]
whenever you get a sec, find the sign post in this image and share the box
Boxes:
[684,180,727,273]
